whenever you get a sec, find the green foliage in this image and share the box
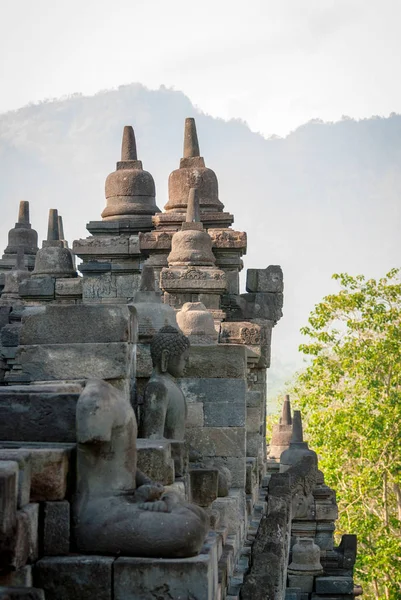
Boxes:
[292,269,401,600]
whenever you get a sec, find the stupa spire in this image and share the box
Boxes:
[18,201,30,225]
[183,118,200,159]
[121,126,137,161]
[280,394,292,426]
[47,209,59,242]
[279,409,318,472]
[291,410,304,443]
[164,117,224,214]
[186,188,201,223]
[58,215,65,241]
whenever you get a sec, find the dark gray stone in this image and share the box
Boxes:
[0,323,20,347]
[114,550,216,600]
[34,556,114,600]
[315,576,353,594]
[0,389,79,443]
[184,346,247,379]
[0,588,45,600]
[43,501,70,556]
[19,277,55,299]
[0,307,11,329]
[17,342,131,381]
[185,427,246,458]
[79,261,111,273]
[21,503,39,561]
[20,304,135,345]
[190,468,219,506]
[204,401,245,427]
[179,378,247,404]
[0,450,31,507]
[240,292,283,322]
[246,265,284,293]
[0,461,18,535]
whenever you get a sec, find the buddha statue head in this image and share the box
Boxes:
[150,325,190,378]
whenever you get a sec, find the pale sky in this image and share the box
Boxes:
[1,0,401,136]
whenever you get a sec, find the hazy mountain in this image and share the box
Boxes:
[1,84,400,400]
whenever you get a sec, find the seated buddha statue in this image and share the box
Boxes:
[141,325,190,440]
[73,378,208,558]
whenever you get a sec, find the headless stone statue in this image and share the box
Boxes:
[141,325,190,440]
[73,379,208,558]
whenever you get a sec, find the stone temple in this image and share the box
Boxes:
[0,119,357,599]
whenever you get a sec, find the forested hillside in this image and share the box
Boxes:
[1,84,400,398]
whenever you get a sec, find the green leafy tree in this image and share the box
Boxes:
[292,269,401,600]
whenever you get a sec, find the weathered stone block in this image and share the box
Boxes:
[0,461,18,534]
[240,292,283,322]
[18,342,131,382]
[55,278,82,298]
[0,451,31,507]
[20,503,39,561]
[186,402,204,427]
[34,555,114,600]
[211,495,242,534]
[0,587,45,600]
[115,274,140,297]
[82,273,117,299]
[0,565,32,586]
[29,448,70,501]
[315,522,335,551]
[179,378,247,404]
[0,387,80,443]
[315,576,353,594]
[136,440,174,485]
[190,469,219,506]
[9,509,31,570]
[1,323,21,347]
[246,432,262,458]
[208,457,246,488]
[203,401,245,427]
[315,502,338,521]
[114,548,217,600]
[246,407,262,434]
[184,346,247,379]
[43,501,70,556]
[246,266,284,293]
[136,343,152,378]
[73,236,129,257]
[170,441,188,478]
[247,391,262,407]
[0,306,11,329]
[20,304,135,345]
[185,428,246,458]
[19,277,55,300]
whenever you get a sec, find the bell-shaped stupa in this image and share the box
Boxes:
[268,395,293,460]
[279,410,318,472]
[1,201,38,271]
[165,118,224,214]
[161,188,227,316]
[0,249,30,306]
[32,209,77,279]
[101,126,159,222]
[167,188,216,267]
